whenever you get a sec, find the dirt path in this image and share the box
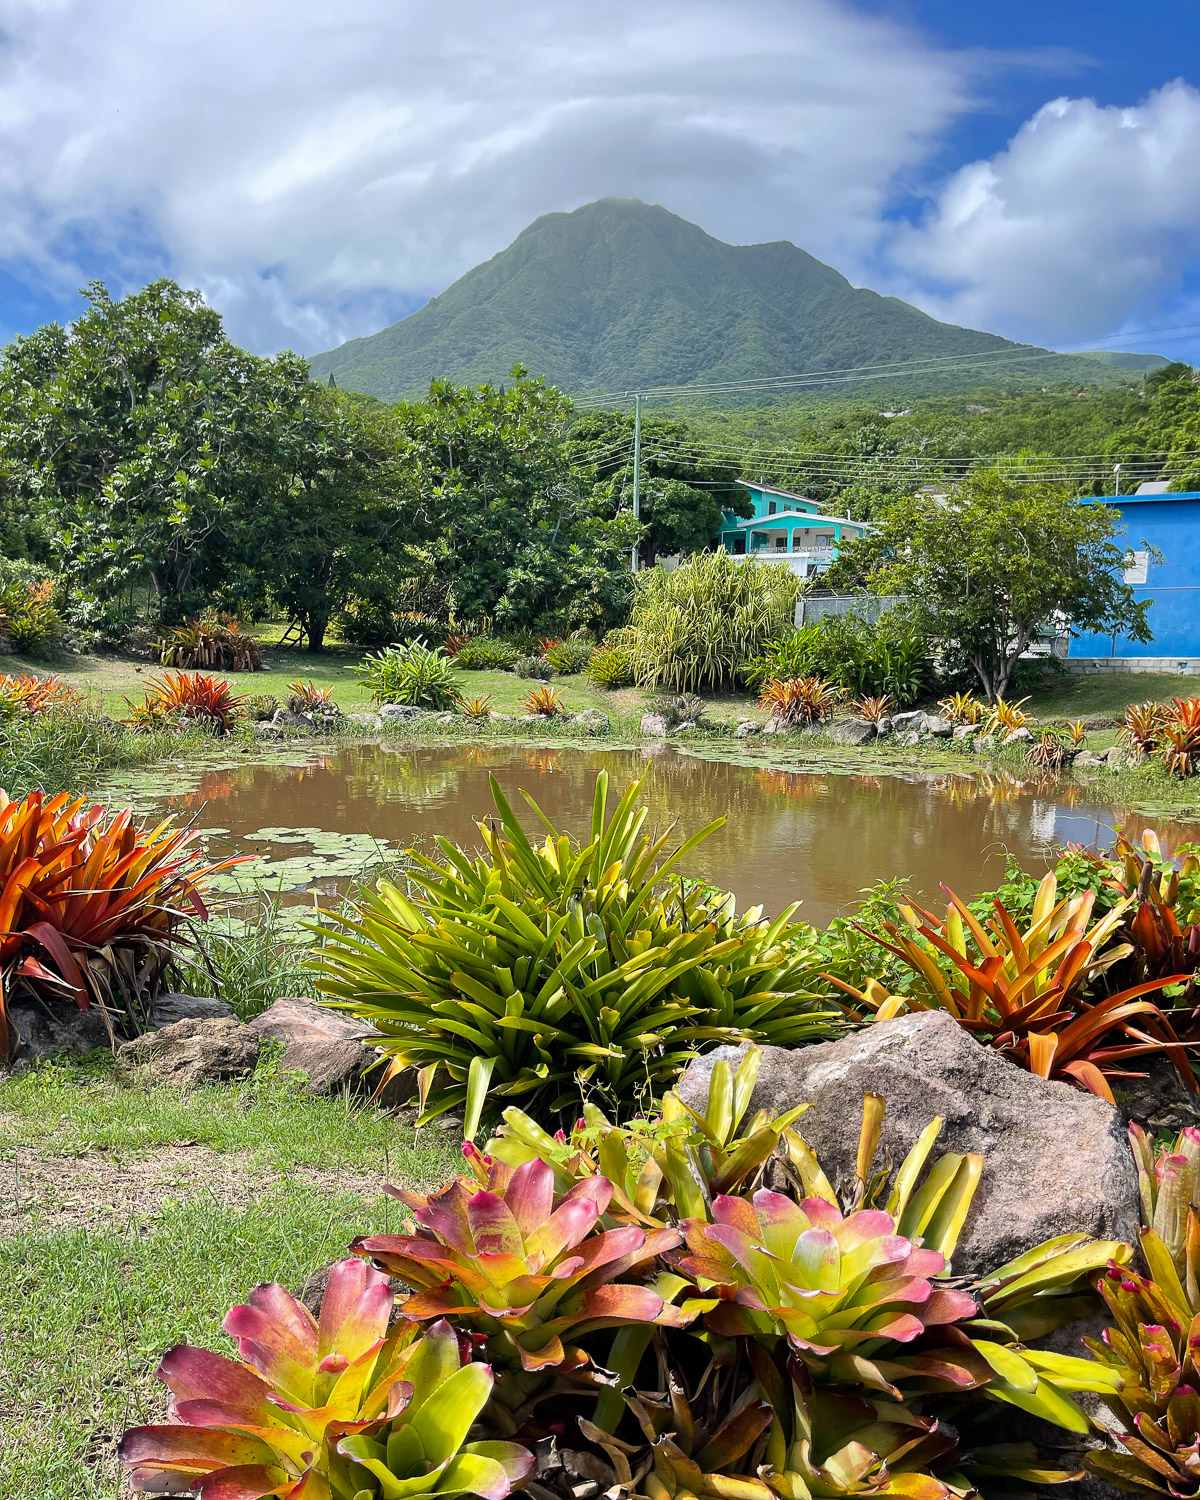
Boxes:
[1,1142,391,1237]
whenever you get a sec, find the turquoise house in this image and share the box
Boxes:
[715,481,871,578]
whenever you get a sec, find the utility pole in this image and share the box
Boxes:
[1113,462,1122,496]
[631,393,642,572]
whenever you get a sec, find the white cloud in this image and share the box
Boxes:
[0,0,975,352]
[892,81,1200,345]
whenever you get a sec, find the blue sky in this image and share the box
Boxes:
[1,0,1198,367]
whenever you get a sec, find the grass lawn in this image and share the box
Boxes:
[0,1054,458,1499]
[1022,671,1196,720]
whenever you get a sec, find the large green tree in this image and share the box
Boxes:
[826,469,1152,700]
[569,411,748,565]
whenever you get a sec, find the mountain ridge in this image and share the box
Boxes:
[308,199,1164,401]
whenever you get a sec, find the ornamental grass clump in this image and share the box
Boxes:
[626,553,802,693]
[310,771,841,1133]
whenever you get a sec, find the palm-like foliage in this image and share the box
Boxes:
[310,772,840,1132]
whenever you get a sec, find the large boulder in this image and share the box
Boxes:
[677,1010,1139,1275]
[891,710,925,734]
[147,993,237,1028]
[827,718,875,747]
[248,997,415,1105]
[5,997,114,1069]
[116,1016,260,1090]
[640,711,670,738]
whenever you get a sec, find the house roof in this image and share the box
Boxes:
[727,512,870,531]
[736,478,822,507]
[1087,492,1200,506]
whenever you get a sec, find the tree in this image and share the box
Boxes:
[394,371,638,630]
[826,469,1152,701]
[569,411,748,565]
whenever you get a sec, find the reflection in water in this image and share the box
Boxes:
[141,744,1200,926]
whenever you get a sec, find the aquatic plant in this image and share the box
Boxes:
[352,642,462,709]
[310,771,840,1130]
[124,670,246,736]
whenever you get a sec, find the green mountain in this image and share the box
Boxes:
[308,199,1163,401]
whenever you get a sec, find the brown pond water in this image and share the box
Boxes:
[121,743,1200,925]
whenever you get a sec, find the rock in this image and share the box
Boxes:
[952,724,976,740]
[253,721,285,740]
[378,703,423,723]
[874,718,893,737]
[640,711,671,737]
[5,996,114,1068]
[891,710,926,733]
[1118,1058,1200,1132]
[1003,727,1033,745]
[898,731,922,747]
[672,720,699,735]
[921,715,953,738]
[1103,743,1129,765]
[1074,751,1106,768]
[276,1037,377,1096]
[347,712,384,730]
[248,996,382,1045]
[762,715,788,736]
[677,1011,1139,1275]
[147,993,237,1028]
[116,1017,260,1090]
[435,712,458,726]
[488,711,514,723]
[974,734,998,752]
[827,718,876,746]
[270,708,307,728]
[1084,714,1119,730]
[736,720,761,739]
[572,709,611,734]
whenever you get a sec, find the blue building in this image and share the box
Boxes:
[1069,488,1200,672]
[715,481,871,579]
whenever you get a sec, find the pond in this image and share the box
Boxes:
[107,742,1199,926]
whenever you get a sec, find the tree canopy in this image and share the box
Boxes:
[826,469,1152,700]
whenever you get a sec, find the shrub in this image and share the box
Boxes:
[0,789,243,1060]
[245,693,280,721]
[587,644,634,688]
[830,872,1195,1101]
[310,771,842,1130]
[522,684,564,717]
[626,552,802,692]
[0,575,63,653]
[453,636,520,671]
[351,641,462,709]
[745,613,934,706]
[545,639,592,675]
[759,675,841,727]
[124,671,246,735]
[159,610,261,671]
[0,673,83,717]
[119,1260,533,1500]
[513,653,553,680]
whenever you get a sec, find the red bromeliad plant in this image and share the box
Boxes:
[0,789,245,1060]
[125,670,247,735]
[758,676,840,728]
[1162,697,1200,778]
[0,671,84,716]
[829,873,1196,1101]
[355,1157,684,1391]
[120,1259,534,1500]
